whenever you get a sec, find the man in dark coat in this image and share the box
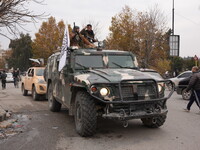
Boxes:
[1,70,7,90]
[70,26,95,48]
[13,69,19,88]
[80,24,97,43]
[184,66,200,112]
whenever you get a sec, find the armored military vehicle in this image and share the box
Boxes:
[44,47,173,137]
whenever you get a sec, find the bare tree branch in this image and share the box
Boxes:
[0,0,47,38]
[0,32,11,39]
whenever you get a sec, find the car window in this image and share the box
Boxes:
[31,69,34,76]
[75,55,104,69]
[27,69,31,75]
[178,72,192,78]
[35,68,44,76]
[28,69,33,77]
[108,55,135,68]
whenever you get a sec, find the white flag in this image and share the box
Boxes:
[59,24,70,71]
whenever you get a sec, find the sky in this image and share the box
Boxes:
[0,0,200,57]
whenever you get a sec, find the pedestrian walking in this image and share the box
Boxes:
[13,69,19,88]
[1,70,7,90]
[183,66,200,112]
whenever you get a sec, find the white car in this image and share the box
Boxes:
[6,73,14,83]
[169,71,192,88]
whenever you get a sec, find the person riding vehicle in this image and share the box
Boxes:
[80,24,98,43]
[70,26,95,48]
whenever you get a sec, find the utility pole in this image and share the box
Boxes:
[172,0,174,35]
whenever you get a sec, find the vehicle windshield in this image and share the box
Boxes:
[108,55,136,68]
[75,55,104,69]
[36,68,44,76]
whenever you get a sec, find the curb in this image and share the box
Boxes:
[0,107,6,122]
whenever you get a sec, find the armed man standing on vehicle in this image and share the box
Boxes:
[80,24,98,43]
[70,25,95,48]
[184,66,200,112]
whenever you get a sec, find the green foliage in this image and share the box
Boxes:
[170,56,183,73]
[169,57,197,73]
[181,57,196,71]
[8,33,32,71]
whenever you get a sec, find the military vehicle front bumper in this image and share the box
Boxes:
[102,109,168,120]
[98,97,169,121]
[89,79,174,121]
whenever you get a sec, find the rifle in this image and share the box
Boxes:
[72,22,95,48]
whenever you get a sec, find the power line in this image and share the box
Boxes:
[175,12,200,26]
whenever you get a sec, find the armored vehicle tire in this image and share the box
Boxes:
[75,91,97,137]
[182,88,191,100]
[48,83,61,112]
[21,84,28,96]
[32,86,40,101]
[141,115,166,128]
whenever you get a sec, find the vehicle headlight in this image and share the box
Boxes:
[38,79,46,84]
[158,83,164,92]
[100,88,110,96]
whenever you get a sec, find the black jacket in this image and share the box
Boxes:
[186,72,200,92]
[80,29,95,43]
[1,73,7,80]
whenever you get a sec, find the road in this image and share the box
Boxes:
[0,83,200,150]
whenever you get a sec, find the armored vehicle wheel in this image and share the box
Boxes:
[32,86,40,101]
[48,83,61,112]
[75,91,97,137]
[21,84,28,96]
[182,88,192,100]
[141,115,166,128]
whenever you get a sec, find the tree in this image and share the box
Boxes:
[32,16,65,63]
[8,33,32,71]
[170,56,183,74]
[0,58,5,69]
[182,57,195,71]
[0,0,45,38]
[106,6,170,74]
[1,49,13,69]
[107,6,138,51]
